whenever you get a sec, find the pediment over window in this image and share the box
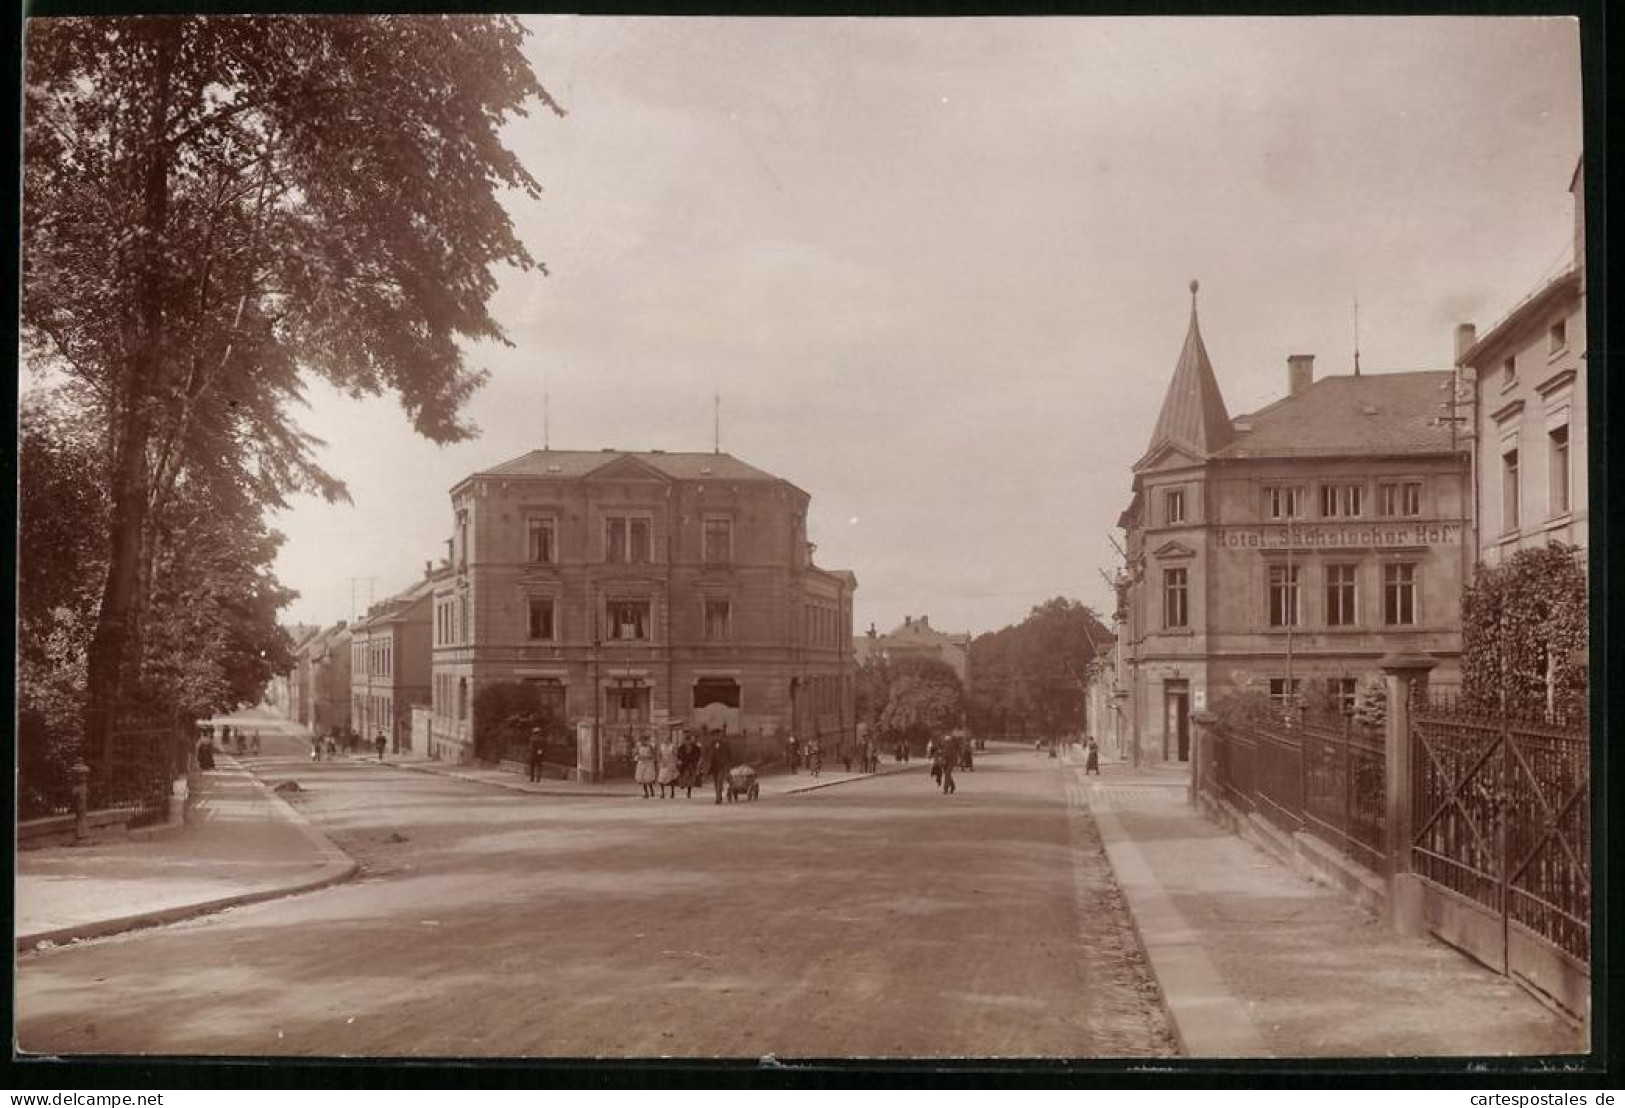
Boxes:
[584,455,673,483]
[1132,442,1206,475]
[1152,540,1197,560]
[598,574,662,592]
[515,568,564,589]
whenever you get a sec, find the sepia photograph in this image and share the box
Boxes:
[14,11,1594,1070]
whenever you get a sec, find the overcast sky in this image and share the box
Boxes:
[271,15,1583,637]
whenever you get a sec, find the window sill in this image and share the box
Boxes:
[1547,345,1569,364]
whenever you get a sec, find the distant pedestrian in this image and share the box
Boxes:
[786,734,800,775]
[528,730,546,783]
[196,734,216,771]
[961,741,974,772]
[677,732,702,798]
[1085,736,1101,776]
[706,735,734,805]
[940,739,958,795]
[656,732,679,799]
[634,735,658,798]
[327,736,337,760]
[250,731,261,756]
[373,732,386,761]
[807,737,822,779]
[311,735,323,762]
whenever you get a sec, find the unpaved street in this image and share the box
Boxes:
[16,746,1175,1059]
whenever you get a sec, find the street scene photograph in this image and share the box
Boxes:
[14,13,1592,1068]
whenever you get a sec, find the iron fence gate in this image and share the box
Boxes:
[1410,696,1589,982]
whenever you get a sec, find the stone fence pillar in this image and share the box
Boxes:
[1381,652,1435,935]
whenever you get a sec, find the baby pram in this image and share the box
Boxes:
[725,764,760,802]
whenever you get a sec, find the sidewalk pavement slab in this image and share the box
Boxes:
[1071,754,1586,1058]
[15,756,356,952]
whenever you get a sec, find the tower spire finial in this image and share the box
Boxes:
[543,369,551,450]
[1189,278,1200,320]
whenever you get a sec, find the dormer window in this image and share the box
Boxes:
[1548,318,1568,355]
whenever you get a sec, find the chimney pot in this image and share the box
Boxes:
[1287,355,1314,396]
[1454,323,1477,362]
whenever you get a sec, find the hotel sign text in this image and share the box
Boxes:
[1217,524,1461,549]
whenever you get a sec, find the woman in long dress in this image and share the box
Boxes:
[634,735,658,798]
[655,734,680,799]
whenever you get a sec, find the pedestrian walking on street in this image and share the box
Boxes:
[656,732,679,798]
[1085,736,1101,775]
[250,731,261,756]
[373,732,386,762]
[677,732,702,798]
[196,733,216,771]
[528,730,546,783]
[706,734,734,805]
[311,735,323,762]
[939,735,958,794]
[634,734,658,798]
[807,737,822,779]
[786,734,799,775]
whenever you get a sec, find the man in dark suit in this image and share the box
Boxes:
[706,734,734,805]
[528,729,545,782]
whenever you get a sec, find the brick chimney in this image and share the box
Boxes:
[1454,323,1477,364]
[1287,354,1314,396]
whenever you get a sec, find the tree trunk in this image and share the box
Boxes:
[83,22,181,783]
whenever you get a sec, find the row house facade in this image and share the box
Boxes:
[1118,283,1469,764]
[289,621,351,736]
[349,576,434,751]
[1457,154,1587,568]
[426,449,857,775]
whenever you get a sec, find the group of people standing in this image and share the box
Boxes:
[194,725,260,770]
[632,731,741,804]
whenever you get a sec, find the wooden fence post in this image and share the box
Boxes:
[1381,651,1435,935]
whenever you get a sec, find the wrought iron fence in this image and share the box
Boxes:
[1411,695,1589,967]
[18,711,187,827]
[1301,715,1387,872]
[1206,711,1384,872]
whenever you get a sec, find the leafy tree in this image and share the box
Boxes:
[472,681,568,762]
[965,597,1110,738]
[23,15,559,778]
[1461,543,1588,719]
[874,658,965,751]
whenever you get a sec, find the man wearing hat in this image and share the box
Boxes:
[528,728,546,783]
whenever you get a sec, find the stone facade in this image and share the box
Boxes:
[1457,155,1587,568]
[426,449,856,773]
[349,577,434,752]
[1118,286,1468,765]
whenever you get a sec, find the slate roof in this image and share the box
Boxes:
[1140,283,1234,465]
[1214,371,1458,459]
[478,450,785,484]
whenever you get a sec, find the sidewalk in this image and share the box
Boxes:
[1071,753,1586,1058]
[388,751,925,799]
[15,756,356,952]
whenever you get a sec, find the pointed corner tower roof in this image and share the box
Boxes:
[1141,279,1234,463]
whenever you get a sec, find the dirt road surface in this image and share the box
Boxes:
[16,745,1175,1059]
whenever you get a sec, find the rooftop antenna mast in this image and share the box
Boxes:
[713,388,721,454]
[1353,295,1362,377]
[543,370,551,450]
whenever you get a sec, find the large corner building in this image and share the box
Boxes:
[1117,282,1469,764]
[427,449,856,775]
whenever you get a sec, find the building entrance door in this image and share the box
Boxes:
[1165,682,1190,762]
